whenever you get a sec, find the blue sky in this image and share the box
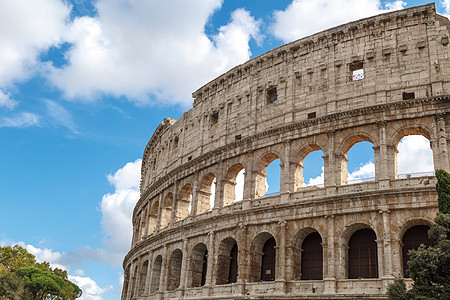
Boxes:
[0,0,444,299]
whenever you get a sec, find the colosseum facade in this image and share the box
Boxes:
[122,4,450,299]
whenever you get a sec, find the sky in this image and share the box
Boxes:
[0,0,446,299]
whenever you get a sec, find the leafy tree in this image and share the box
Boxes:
[0,245,81,299]
[388,169,450,299]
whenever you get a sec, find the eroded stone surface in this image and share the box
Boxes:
[122,4,450,299]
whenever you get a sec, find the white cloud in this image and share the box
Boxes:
[47,1,261,105]
[306,166,325,187]
[441,0,450,18]
[0,90,18,109]
[0,0,70,87]
[68,275,113,300]
[397,135,434,175]
[101,159,142,266]
[271,0,406,43]
[0,112,40,128]
[44,99,79,134]
[348,161,375,182]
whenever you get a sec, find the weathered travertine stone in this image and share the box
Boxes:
[122,4,450,299]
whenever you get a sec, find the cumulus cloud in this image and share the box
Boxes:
[0,0,70,87]
[306,166,325,187]
[441,0,450,17]
[271,0,406,43]
[0,90,18,109]
[101,159,141,266]
[47,0,261,105]
[68,275,113,300]
[0,112,40,128]
[348,161,375,183]
[397,135,434,175]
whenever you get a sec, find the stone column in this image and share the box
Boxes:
[386,145,398,180]
[324,131,336,194]
[170,181,178,224]
[177,239,188,298]
[155,193,163,232]
[435,114,449,170]
[214,172,224,209]
[377,121,391,188]
[242,151,255,202]
[235,223,248,295]
[275,220,287,293]
[158,245,168,295]
[280,140,291,203]
[126,262,135,299]
[381,210,393,277]
[324,215,336,294]
[190,175,199,216]
[144,251,154,295]
[376,237,385,279]
[205,231,215,293]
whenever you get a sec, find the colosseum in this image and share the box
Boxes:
[122,3,450,299]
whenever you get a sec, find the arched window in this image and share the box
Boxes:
[397,135,434,178]
[130,265,138,298]
[148,201,159,235]
[160,193,173,229]
[402,225,431,277]
[255,153,280,198]
[346,141,375,184]
[176,184,192,221]
[138,260,148,296]
[216,238,238,285]
[348,229,378,279]
[297,147,324,188]
[150,255,162,293]
[261,237,276,281]
[167,249,183,290]
[301,232,323,280]
[198,173,216,214]
[223,164,245,206]
[189,243,208,287]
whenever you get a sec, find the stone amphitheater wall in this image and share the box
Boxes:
[122,3,450,300]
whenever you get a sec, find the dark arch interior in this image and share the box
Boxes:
[402,225,431,277]
[261,237,276,281]
[301,232,323,280]
[348,229,378,279]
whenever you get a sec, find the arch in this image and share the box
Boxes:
[396,134,434,178]
[223,163,245,206]
[167,249,183,290]
[348,228,378,279]
[397,218,433,240]
[392,125,432,148]
[294,144,325,189]
[176,184,192,221]
[160,193,173,228]
[301,232,323,280]
[291,227,323,280]
[148,201,159,235]
[216,237,238,285]
[188,243,208,287]
[341,134,375,185]
[130,265,138,299]
[401,225,432,277]
[250,232,276,282]
[138,260,149,296]
[198,172,216,214]
[150,255,162,293]
[255,153,281,198]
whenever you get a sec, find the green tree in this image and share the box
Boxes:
[388,169,450,299]
[0,245,81,299]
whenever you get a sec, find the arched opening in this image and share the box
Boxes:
[397,135,434,178]
[198,173,216,214]
[223,164,245,206]
[150,255,162,294]
[301,232,323,280]
[177,184,192,221]
[402,225,432,277]
[250,232,276,282]
[255,153,280,198]
[167,249,183,291]
[160,193,173,229]
[189,243,208,287]
[148,201,159,235]
[216,238,238,285]
[138,260,148,296]
[345,140,375,185]
[295,145,324,189]
[348,228,378,279]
